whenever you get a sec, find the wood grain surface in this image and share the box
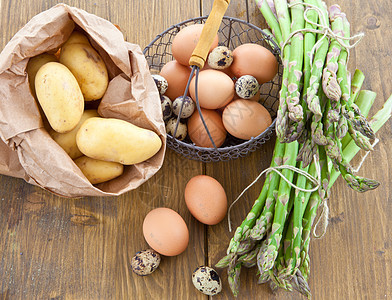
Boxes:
[0,0,391,299]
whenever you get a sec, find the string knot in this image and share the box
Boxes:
[227,155,321,232]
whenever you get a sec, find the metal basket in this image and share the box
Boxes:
[143,16,282,162]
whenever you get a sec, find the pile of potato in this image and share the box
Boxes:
[27,31,162,185]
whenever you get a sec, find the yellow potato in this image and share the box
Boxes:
[59,43,108,101]
[49,110,99,159]
[26,53,57,97]
[35,62,84,133]
[74,156,124,185]
[63,31,90,47]
[76,117,162,165]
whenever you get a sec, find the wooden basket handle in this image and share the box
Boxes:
[189,0,230,69]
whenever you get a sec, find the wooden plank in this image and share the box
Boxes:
[201,0,279,299]
[205,0,392,299]
[0,0,205,299]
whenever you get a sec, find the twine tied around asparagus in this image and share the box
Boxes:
[227,155,321,233]
[228,137,379,236]
[312,137,380,238]
[280,2,364,68]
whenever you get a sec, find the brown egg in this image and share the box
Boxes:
[221,66,236,79]
[188,108,227,148]
[160,60,192,100]
[222,99,272,140]
[143,207,189,256]
[230,43,278,84]
[189,70,234,109]
[172,24,219,67]
[185,175,227,225]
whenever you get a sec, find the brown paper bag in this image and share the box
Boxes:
[0,4,166,197]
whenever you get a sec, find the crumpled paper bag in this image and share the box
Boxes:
[0,3,166,197]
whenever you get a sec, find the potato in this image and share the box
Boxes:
[76,117,162,165]
[63,31,90,47]
[35,62,84,133]
[59,42,108,101]
[74,156,124,184]
[49,110,99,159]
[26,53,57,97]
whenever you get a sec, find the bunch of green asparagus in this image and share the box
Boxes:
[216,0,392,297]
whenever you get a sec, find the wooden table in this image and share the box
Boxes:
[0,0,391,299]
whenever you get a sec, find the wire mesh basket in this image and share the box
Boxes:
[143,16,282,162]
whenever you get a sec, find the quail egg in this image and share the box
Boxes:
[131,249,161,276]
[166,117,188,141]
[152,74,168,95]
[172,96,195,119]
[192,266,222,296]
[235,75,260,99]
[161,95,172,122]
[208,46,233,70]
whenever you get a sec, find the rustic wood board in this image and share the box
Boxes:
[0,0,391,299]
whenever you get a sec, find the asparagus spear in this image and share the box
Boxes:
[298,145,329,282]
[302,0,319,96]
[347,124,374,151]
[291,270,311,298]
[249,187,277,240]
[324,112,379,192]
[256,0,283,46]
[266,0,278,18]
[322,4,343,104]
[258,212,293,290]
[297,136,318,168]
[256,239,270,283]
[311,86,328,146]
[274,0,292,139]
[271,211,296,290]
[258,141,299,272]
[323,99,341,163]
[285,0,320,143]
[341,89,376,149]
[298,191,321,281]
[350,69,365,103]
[249,141,285,241]
[329,94,392,188]
[238,242,262,268]
[262,28,280,51]
[306,0,330,117]
[280,161,316,278]
[228,258,242,297]
[336,159,380,192]
[337,15,375,139]
[236,239,257,256]
[338,66,373,149]
[286,0,305,123]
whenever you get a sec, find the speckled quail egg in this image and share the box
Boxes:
[161,95,172,122]
[235,75,260,99]
[172,96,195,119]
[152,74,168,95]
[131,249,161,276]
[166,117,188,141]
[208,46,233,70]
[192,266,222,296]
